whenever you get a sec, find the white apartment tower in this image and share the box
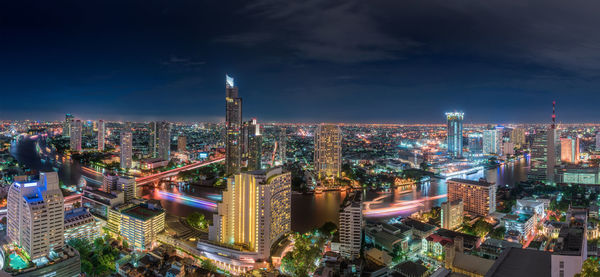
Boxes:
[7,172,65,260]
[339,191,363,259]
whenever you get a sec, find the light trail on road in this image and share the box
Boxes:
[363,193,447,217]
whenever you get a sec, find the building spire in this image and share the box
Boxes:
[551,100,556,129]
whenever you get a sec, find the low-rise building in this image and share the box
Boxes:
[479,238,522,260]
[503,213,536,242]
[108,202,165,249]
[365,222,412,254]
[402,218,437,239]
[64,207,102,243]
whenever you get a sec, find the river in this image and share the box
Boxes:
[10,135,530,233]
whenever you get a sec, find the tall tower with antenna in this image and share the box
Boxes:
[551,100,556,129]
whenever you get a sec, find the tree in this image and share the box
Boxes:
[122,240,129,250]
[575,257,600,277]
[319,222,337,235]
[186,212,208,230]
[490,226,506,240]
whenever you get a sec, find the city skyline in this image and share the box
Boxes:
[3,1,600,122]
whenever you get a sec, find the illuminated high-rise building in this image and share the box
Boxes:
[510,127,526,148]
[63,113,74,137]
[7,172,65,260]
[596,132,600,151]
[148,121,157,157]
[447,178,496,216]
[225,74,242,176]
[529,102,560,183]
[314,124,342,179]
[483,128,502,155]
[120,131,132,169]
[97,119,105,151]
[156,121,171,160]
[242,119,261,171]
[339,191,363,259]
[103,173,137,202]
[446,112,464,158]
[108,202,165,250]
[279,127,287,164]
[560,137,580,164]
[441,200,463,230]
[467,133,483,154]
[69,119,82,151]
[177,135,187,152]
[203,167,290,273]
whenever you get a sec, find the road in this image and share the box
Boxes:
[136,156,225,185]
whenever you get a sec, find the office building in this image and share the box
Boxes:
[225,74,242,176]
[7,172,64,260]
[202,167,291,274]
[108,202,165,249]
[120,131,132,169]
[441,200,463,230]
[483,128,502,155]
[447,178,496,216]
[242,119,262,171]
[467,133,483,154]
[177,135,187,152]
[69,119,82,152]
[529,128,560,183]
[97,119,105,151]
[82,188,124,220]
[560,137,580,163]
[510,127,526,148]
[64,207,102,243]
[314,124,342,179]
[446,112,463,158]
[503,141,515,156]
[103,173,136,202]
[157,121,171,160]
[596,131,600,151]
[279,127,287,164]
[148,121,157,157]
[339,191,363,259]
[63,113,74,137]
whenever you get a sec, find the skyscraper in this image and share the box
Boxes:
[279,127,287,164]
[120,131,132,169]
[483,128,502,155]
[205,167,291,272]
[446,112,464,158]
[339,191,363,259]
[560,137,580,164]
[177,135,187,152]
[7,172,65,260]
[156,121,171,160]
[148,121,157,157]
[225,74,242,176]
[529,102,560,183]
[70,119,82,151]
[596,132,600,151]
[510,127,526,149]
[242,119,262,171]
[63,113,74,137]
[314,124,342,179]
[467,133,483,154]
[98,119,105,151]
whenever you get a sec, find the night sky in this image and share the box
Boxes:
[2,0,600,123]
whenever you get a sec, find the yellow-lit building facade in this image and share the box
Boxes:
[107,203,165,249]
[447,178,496,216]
[208,167,291,263]
[314,124,342,179]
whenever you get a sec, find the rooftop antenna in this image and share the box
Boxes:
[551,100,556,129]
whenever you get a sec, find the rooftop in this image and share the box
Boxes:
[447,178,495,187]
[485,247,551,277]
[121,204,164,221]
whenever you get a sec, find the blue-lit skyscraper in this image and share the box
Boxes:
[446,112,464,158]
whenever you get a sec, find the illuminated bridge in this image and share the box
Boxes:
[135,157,225,186]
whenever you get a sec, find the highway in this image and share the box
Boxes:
[136,156,225,185]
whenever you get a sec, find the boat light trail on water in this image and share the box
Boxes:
[363,194,447,217]
[156,190,217,210]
